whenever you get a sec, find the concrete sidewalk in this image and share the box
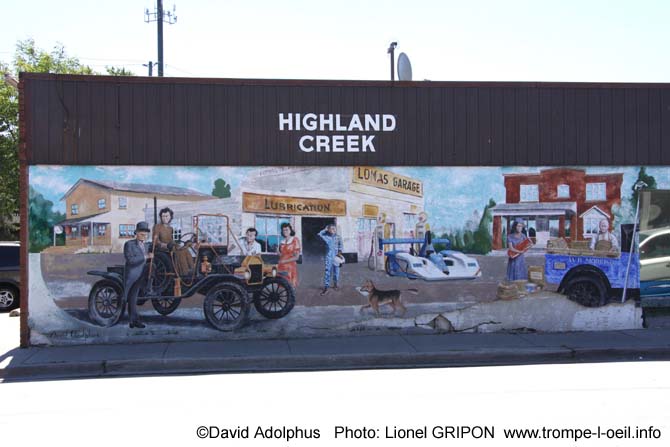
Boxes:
[2,323,670,381]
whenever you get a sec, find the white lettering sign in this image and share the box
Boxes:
[278,113,397,153]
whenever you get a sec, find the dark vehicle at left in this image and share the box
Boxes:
[0,242,20,312]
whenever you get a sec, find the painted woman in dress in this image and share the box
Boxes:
[506,219,530,281]
[153,207,194,276]
[278,222,300,288]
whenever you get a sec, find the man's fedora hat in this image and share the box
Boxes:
[134,221,151,234]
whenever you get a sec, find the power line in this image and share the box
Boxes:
[164,64,196,76]
[145,0,177,77]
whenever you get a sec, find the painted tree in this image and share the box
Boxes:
[471,198,496,254]
[28,187,65,252]
[630,166,657,207]
[212,178,232,198]
[1,39,134,240]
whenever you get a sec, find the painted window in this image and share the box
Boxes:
[98,198,106,209]
[255,215,292,253]
[583,217,602,238]
[119,224,134,238]
[96,224,107,237]
[520,184,539,202]
[197,215,228,245]
[118,196,127,209]
[71,204,79,215]
[357,218,376,232]
[586,182,606,201]
[557,184,570,198]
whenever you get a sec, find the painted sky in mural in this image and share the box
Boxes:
[29,165,669,232]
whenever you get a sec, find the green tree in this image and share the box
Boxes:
[28,186,65,252]
[1,39,133,240]
[471,198,496,254]
[212,178,232,198]
[0,62,19,239]
[630,166,657,207]
[105,66,135,76]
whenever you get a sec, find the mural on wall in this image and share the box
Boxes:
[27,165,665,345]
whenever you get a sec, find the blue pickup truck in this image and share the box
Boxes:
[545,252,639,307]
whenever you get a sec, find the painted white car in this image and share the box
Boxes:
[438,250,482,279]
[385,250,481,281]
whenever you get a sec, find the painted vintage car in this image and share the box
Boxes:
[87,214,295,331]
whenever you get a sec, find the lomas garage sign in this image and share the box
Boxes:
[242,192,347,216]
[352,167,423,197]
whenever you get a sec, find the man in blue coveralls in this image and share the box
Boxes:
[318,223,343,295]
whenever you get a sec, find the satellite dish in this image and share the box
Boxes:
[397,52,412,81]
[54,225,63,235]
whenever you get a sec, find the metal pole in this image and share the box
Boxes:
[148,61,153,76]
[387,42,397,81]
[622,181,647,303]
[157,0,164,76]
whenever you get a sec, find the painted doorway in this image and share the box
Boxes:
[301,217,336,260]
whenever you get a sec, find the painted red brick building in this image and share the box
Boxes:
[491,168,623,249]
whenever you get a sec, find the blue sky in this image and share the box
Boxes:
[30,165,670,231]
[3,1,670,82]
[13,2,670,228]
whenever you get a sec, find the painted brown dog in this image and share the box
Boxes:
[359,279,418,316]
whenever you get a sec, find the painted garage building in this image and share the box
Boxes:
[148,166,424,261]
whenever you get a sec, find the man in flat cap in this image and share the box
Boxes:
[124,221,153,328]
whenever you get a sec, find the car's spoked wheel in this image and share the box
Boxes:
[151,298,181,316]
[0,286,18,311]
[88,280,125,326]
[203,283,250,331]
[253,277,295,319]
[149,253,173,294]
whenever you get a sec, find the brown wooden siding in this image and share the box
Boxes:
[21,73,670,167]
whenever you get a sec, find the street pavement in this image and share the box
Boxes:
[2,309,670,382]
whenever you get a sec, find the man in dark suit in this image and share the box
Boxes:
[124,221,153,328]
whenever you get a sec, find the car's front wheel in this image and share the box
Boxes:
[565,275,607,307]
[0,285,19,312]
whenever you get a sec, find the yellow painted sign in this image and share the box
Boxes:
[363,204,379,218]
[243,192,346,216]
[352,167,423,197]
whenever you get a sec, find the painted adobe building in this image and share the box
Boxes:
[491,168,623,249]
[58,179,213,252]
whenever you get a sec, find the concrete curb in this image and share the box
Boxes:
[3,346,670,382]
